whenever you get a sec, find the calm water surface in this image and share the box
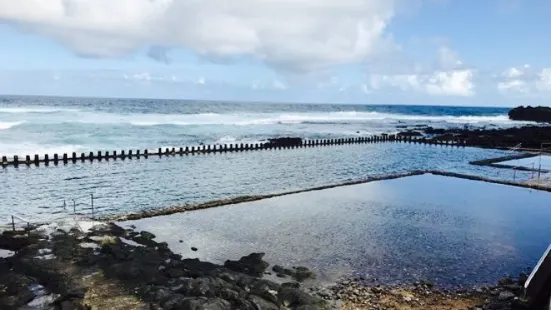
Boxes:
[121,174,551,287]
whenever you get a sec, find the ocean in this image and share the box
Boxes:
[0,95,523,157]
[2,95,549,287]
[0,95,536,224]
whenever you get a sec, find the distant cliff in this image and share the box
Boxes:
[508,106,551,123]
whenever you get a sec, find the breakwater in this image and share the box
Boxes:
[1,135,465,168]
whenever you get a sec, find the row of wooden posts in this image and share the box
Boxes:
[1,135,466,167]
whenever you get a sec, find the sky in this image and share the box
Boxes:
[0,0,550,106]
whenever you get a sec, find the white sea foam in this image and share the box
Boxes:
[65,111,524,126]
[0,107,80,114]
[0,121,23,130]
[0,143,86,157]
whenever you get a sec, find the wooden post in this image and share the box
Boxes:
[2,156,7,167]
[158,148,162,156]
[89,152,94,161]
[71,152,76,162]
[179,147,184,155]
[11,216,15,231]
[26,155,31,166]
[121,150,126,159]
[191,146,196,153]
[53,154,58,165]
[136,150,141,158]
[13,155,19,167]
[144,149,148,158]
[240,143,244,151]
[113,150,117,159]
[128,150,133,158]
[35,154,40,165]
[80,153,85,161]
[184,147,189,154]
[62,153,68,164]
[105,151,110,159]
[97,151,102,161]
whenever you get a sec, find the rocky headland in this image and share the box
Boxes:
[508,106,551,123]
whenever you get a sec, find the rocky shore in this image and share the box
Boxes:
[0,221,538,310]
[399,125,551,150]
[0,222,324,310]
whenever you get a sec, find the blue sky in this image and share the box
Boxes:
[0,0,550,106]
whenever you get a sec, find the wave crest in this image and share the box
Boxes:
[0,121,23,130]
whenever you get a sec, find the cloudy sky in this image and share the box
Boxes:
[0,0,550,106]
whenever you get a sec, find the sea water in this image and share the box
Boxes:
[0,95,532,157]
[0,95,536,224]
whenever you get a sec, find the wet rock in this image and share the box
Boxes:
[278,286,318,307]
[294,267,316,282]
[397,131,423,137]
[0,231,39,251]
[191,247,198,252]
[224,253,269,277]
[272,265,293,276]
[250,279,280,304]
[249,295,279,310]
[0,273,35,309]
[200,298,232,310]
[498,276,514,286]
[266,137,303,147]
[498,291,515,301]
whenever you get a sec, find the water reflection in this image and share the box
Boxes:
[122,174,551,287]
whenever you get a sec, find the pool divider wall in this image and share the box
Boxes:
[1,135,466,168]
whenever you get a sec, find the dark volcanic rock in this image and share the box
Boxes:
[397,131,423,137]
[224,253,269,277]
[425,126,551,149]
[0,231,39,251]
[272,265,316,282]
[509,106,551,123]
[266,137,303,147]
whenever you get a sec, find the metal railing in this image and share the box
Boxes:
[62,193,97,219]
[6,214,32,231]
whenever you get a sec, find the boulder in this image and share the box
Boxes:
[248,295,279,310]
[224,253,269,277]
[278,286,318,307]
[0,231,39,251]
[293,267,316,282]
[508,106,551,123]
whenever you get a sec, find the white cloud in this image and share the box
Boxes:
[364,46,475,97]
[436,46,463,70]
[497,65,551,96]
[123,72,177,83]
[272,80,287,90]
[196,77,206,85]
[0,0,396,72]
[368,69,474,96]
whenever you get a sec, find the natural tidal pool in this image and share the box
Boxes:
[121,174,551,288]
[0,143,532,225]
